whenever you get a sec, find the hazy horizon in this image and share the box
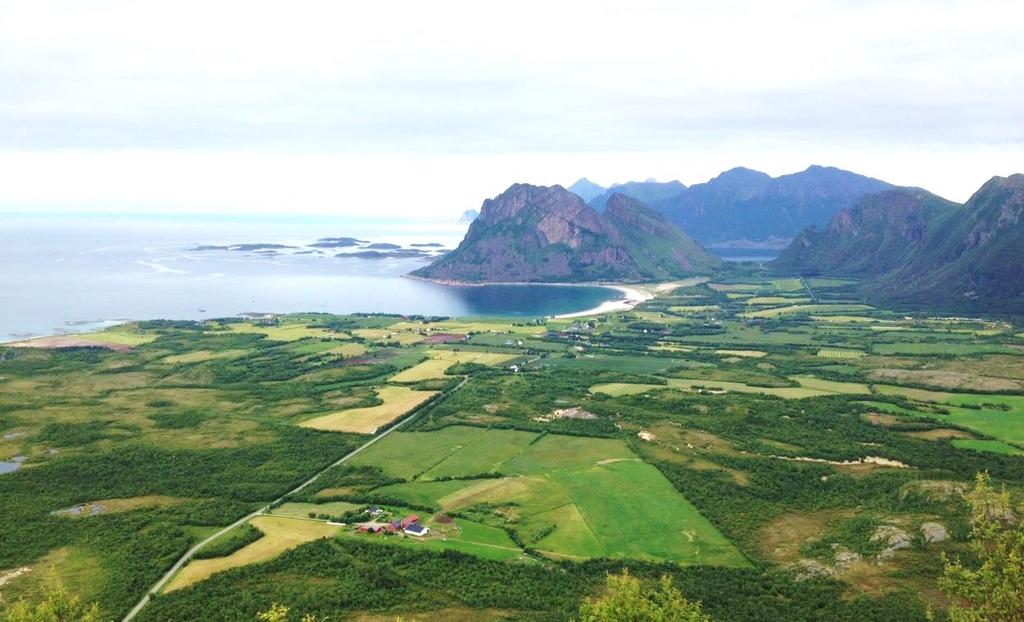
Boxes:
[2,0,1022,218]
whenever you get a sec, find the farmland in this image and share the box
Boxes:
[166,516,339,592]
[358,429,745,565]
[2,277,1024,622]
[299,386,438,433]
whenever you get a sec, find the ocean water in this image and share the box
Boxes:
[0,216,620,341]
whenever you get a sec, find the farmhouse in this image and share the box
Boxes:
[404,523,429,537]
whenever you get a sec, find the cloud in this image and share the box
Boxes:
[0,0,1021,214]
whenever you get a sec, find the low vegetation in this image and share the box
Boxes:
[2,279,1023,620]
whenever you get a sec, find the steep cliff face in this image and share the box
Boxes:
[603,194,721,277]
[868,174,1024,313]
[773,174,1024,314]
[772,189,959,276]
[413,184,718,283]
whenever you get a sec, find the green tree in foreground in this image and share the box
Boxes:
[256,603,320,622]
[938,472,1024,622]
[0,579,100,622]
[578,571,712,622]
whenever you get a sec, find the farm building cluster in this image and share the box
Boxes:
[357,510,431,537]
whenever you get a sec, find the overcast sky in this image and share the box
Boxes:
[1,0,1022,219]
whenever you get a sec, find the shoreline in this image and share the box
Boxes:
[403,274,655,318]
[2,278,656,345]
[553,285,654,318]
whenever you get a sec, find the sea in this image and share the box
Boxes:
[0,215,621,342]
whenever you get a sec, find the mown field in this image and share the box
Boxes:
[2,276,1024,622]
[354,427,745,565]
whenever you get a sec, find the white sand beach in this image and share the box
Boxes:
[554,285,654,318]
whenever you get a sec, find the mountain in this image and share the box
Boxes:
[651,165,893,244]
[567,178,606,203]
[772,188,960,276]
[413,184,720,283]
[456,209,479,224]
[603,194,722,276]
[589,179,687,212]
[773,174,1024,314]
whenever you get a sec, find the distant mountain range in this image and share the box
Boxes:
[774,174,1024,314]
[431,169,1024,315]
[590,179,687,213]
[456,209,479,224]
[566,166,893,244]
[567,178,606,203]
[415,184,720,283]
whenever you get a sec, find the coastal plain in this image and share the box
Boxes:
[2,275,1023,621]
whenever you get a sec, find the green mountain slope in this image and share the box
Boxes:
[603,194,721,278]
[773,174,1024,315]
[772,188,960,276]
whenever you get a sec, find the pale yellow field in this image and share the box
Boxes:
[664,379,829,399]
[226,323,340,341]
[390,359,456,382]
[166,516,339,592]
[741,304,873,319]
[709,283,761,292]
[589,383,664,397]
[391,350,516,383]
[651,343,694,353]
[817,348,867,359]
[351,329,425,345]
[163,349,250,364]
[745,296,812,305]
[792,376,871,394]
[628,311,688,324]
[770,278,805,292]
[591,375,871,399]
[86,328,158,346]
[715,349,767,358]
[388,320,547,336]
[299,386,438,433]
[811,315,893,324]
[668,305,720,313]
[325,343,367,358]
[427,350,516,365]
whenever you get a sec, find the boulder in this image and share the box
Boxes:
[920,522,948,543]
[792,559,835,581]
[872,524,913,560]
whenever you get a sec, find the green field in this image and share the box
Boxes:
[769,278,805,292]
[356,428,745,565]
[951,439,1024,456]
[874,386,1024,445]
[6,278,1024,622]
[271,501,362,518]
[872,342,1017,356]
[541,354,690,374]
[348,425,540,479]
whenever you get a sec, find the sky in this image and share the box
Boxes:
[1,0,1022,220]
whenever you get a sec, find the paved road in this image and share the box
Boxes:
[122,376,469,622]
